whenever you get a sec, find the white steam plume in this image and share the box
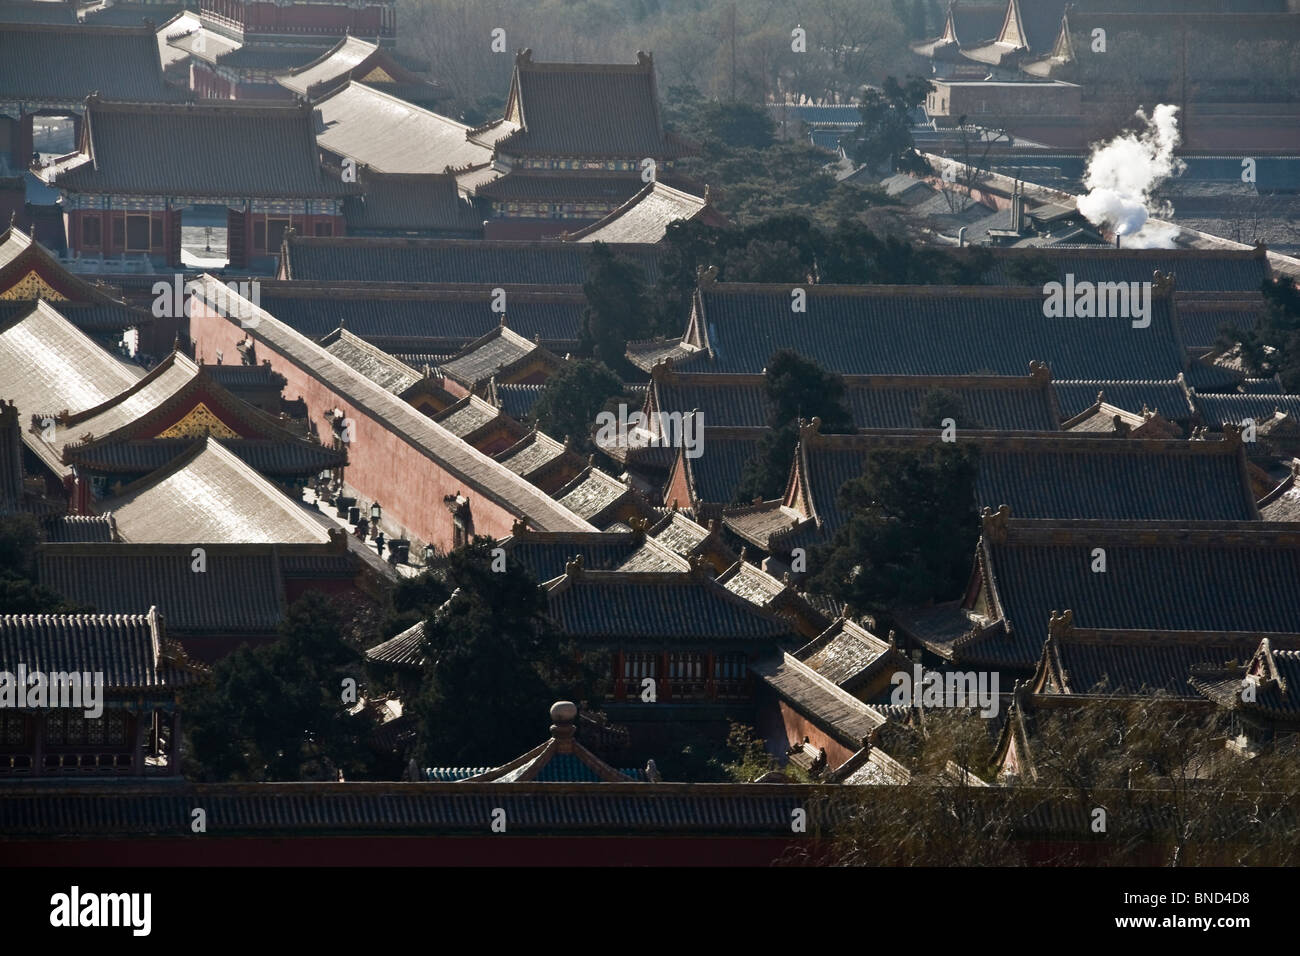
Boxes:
[1076,104,1186,249]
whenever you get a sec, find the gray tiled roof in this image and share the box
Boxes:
[497,53,680,158]
[58,100,354,198]
[753,653,885,747]
[81,2,185,27]
[440,326,547,389]
[501,530,642,582]
[259,284,585,351]
[0,301,144,476]
[682,427,765,507]
[43,514,116,543]
[545,570,797,642]
[1177,304,1263,352]
[799,433,1258,537]
[495,383,546,420]
[1052,380,1193,420]
[38,544,288,632]
[0,782,831,835]
[616,537,690,572]
[311,81,490,175]
[322,329,421,394]
[344,172,483,234]
[494,429,571,479]
[970,521,1300,667]
[366,620,426,669]
[0,1,78,24]
[795,620,894,691]
[0,301,145,334]
[475,172,645,203]
[0,608,200,691]
[278,37,384,94]
[0,23,182,102]
[980,246,1271,294]
[281,235,663,284]
[97,438,333,545]
[554,467,633,526]
[1193,392,1300,426]
[1259,471,1300,522]
[1042,629,1270,698]
[67,438,345,480]
[692,285,1187,380]
[1,401,21,514]
[563,182,712,243]
[653,371,1059,430]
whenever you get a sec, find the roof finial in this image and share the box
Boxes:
[549,700,577,745]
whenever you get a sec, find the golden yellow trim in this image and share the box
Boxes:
[359,66,396,84]
[155,402,239,439]
[0,271,69,301]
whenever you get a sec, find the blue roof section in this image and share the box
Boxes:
[1193,392,1300,426]
[1052,380,1193,420]
[695,286,1187,380]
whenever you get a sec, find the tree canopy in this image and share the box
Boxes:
[735,351,856,502]
[407,538,602,767]
[0,513,85,613]
[184,592,378,782]
[1220,278,1300,392]
[531,358,628,455]
[842,76,933,174]
[809,444,980,613]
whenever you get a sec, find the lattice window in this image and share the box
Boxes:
[2,712,24,745]
[714,653,746,680]
[64,713,86,745]
[668,652,704,681]
[106,712,126,744]
[622,653,657,681]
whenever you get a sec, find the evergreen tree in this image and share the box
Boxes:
[532,358,628,454]
[580,242,651,377]
[735,351,855,502]
[809,444,980,613]
[185,592,377,781]
[409,539,601,767]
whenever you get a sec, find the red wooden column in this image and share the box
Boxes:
[165,208,183,268]
[17,113,34,169]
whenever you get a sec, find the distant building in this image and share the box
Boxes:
[51,98,356,270]
[465,50,697,239]
[163,1,408,101]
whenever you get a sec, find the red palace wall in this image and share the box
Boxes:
[192,63,233,100]
[191,301,527,553]
[775,699,858,770]
[65,208,182,262]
